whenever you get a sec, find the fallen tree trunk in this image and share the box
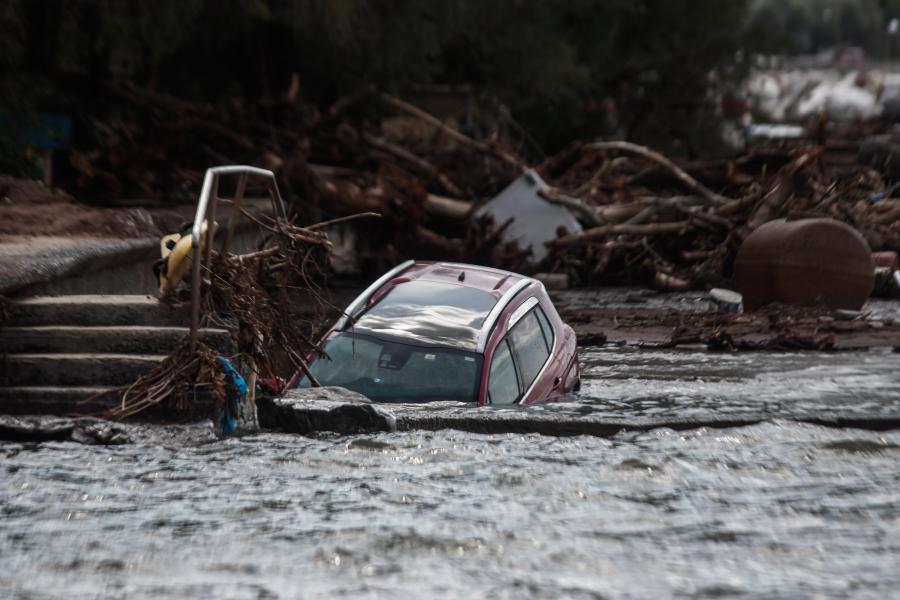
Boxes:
[362,132,464,197]
[424,194,473,220]
[587,141,732,206]
[549,220,692,247]
[539,188,604,226]
[380,92,528,172]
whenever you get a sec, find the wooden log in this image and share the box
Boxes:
[596,199,655,222]
[587,141,732,206]
[747,179,794,230]
[307,163,367,179]
[538,188,603,226]
[380,92,528,172]
[424,194,473,220]
[415,224,464,255]
[549,221,691,247]
[625,196,702,225]
[361,132,464,197]
[307,212,382,230]
[716,193,758,218]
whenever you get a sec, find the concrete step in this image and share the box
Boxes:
[0,386,120,415]
[6,295,189,327]
[1,353,165,387]
[1,326,234,355]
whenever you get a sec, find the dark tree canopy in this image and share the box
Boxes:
[2,0,757,169]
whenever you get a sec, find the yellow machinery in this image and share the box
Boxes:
[153,221,215,295]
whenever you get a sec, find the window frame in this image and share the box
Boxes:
[534,305,555,353]
[487,337,522,405]
[486,299,556,405]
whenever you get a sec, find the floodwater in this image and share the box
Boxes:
[580,346,900,420]
[3,346,900,599]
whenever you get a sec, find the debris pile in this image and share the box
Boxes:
[55,84,529,271]
[26,82,900,290]
[744,69,891,122]
[537,141,900,289]
[100,212,338,420]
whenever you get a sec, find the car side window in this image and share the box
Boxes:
[488,339,520,405]
[534,306,554,351]
[509,310,551,391]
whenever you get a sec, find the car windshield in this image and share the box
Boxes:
[297,332,483,403]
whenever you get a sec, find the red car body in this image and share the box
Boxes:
[296,261,579,405]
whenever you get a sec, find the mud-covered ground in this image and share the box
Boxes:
[553,287,900,350]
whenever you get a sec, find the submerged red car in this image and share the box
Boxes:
[295,261,579,405]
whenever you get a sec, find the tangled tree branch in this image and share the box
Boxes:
[94,213,379,420]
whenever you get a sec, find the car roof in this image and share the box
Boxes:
[340,261,535,352]
[401,261,528,296]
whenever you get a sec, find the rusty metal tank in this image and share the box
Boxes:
[734,218,874,311]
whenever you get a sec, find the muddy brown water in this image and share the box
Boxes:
[3,345,900,598]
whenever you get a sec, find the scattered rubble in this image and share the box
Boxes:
[538,142,899,290]
[97,210,338,421]
[745,69,891,123]
[0,415,218,445]
[2,84,899,397]
[0,415,133,444]
[551,288,900,351]
[4,82,897,295]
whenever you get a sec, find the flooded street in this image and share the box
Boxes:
[7,1,900,597]
[3,346,900,599]
[581,346,900,419]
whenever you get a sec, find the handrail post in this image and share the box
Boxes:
[204,174,219,268]
[222,172,248,255]
[269,181,288,220]
[190,249,202,352]
[190,169,216,353]
[188,166,288,354]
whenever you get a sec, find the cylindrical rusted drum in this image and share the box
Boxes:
[734,218,874,311]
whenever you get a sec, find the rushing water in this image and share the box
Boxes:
[580,346,900,419]
[3,346,900,599]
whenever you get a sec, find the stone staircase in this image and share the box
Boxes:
[1,295,233,415]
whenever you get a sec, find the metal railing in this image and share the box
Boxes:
[189,166,287,351]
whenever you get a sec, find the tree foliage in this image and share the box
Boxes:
[746,0,900,56]
[1,0,755,161]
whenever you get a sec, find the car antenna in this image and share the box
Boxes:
[458,270,466,282]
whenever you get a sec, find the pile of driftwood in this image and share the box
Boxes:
[58,84,528,270]
[102,213,340,420]
[537,140,900,287]
[57,82,900,288]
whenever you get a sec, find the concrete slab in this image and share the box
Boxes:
[0,415,218,445]
[258,386,396,434]
[1,325,233,354]
[0,236,158,296]
[6,295,189,326]
[0,386,119,415]
[1,353,165,386]
[259,387,900,437]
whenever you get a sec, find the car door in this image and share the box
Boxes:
[487,337,521,405]
[507,308,552,402]
[487,303,554,404]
